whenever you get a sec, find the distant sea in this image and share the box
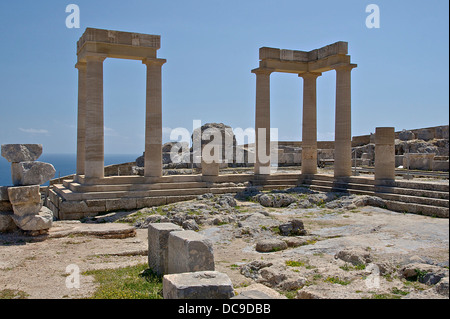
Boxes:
[0,154,140,187]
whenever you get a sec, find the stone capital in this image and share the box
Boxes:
[333,63,357,72]
[142,58,167,66]
[75,61,87,70]
[251,68,274,76]
[298,72,322,79]
[84,54,107,63]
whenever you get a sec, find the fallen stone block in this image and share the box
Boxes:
[7,185,41,216]
[335,247,372,265]
[163,271,234,299]
[11,206,53,231]
[0,211,18,232]
[148,223,182,275]
[11,161,56,186]
[168,230,215,274]
[7,185,40,205]
[255,238,288,252]
[1,144,42,163]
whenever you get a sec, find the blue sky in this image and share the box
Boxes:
[0,0,448,155]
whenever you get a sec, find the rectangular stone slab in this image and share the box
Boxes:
[163,271,234,299]
[167,230,215,274]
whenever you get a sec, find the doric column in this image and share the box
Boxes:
[299,72,321,175]
[143,58,166,177]
[334,64,356,178]
[252,68,273,175]
[84,55,106,179]
[375,127,395,182]
[75,61,87,176]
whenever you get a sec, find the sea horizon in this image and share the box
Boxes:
[0,153,141,187]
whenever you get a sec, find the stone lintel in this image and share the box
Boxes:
[77,42,158,62]
[259,41,348,62]
[77,28,161,52]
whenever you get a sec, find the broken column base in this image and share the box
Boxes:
[163,271,234,299]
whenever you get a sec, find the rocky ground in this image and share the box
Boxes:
[0,187,448,299]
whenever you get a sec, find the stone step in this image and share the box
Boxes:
[384,200,449,218]
[306,184,375,196]
[375,185,449,200]
[54,183,249,201]
[252,179,299,186]
[67,181,208,193]
[376,192,449,208]
[393,180,449,192]
[299,178,376,192]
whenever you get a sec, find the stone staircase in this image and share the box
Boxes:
[253,173,449,218]
[47,173,449,220]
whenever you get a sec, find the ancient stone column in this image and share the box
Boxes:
[75,61,87,176]
[84,55,106,179]
[375,127,395,182]
[253,68,272,175]
[143,58,166,177]
[334,64,356,178]
[299,72,321,175]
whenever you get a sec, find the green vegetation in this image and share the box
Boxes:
[82,263,163,299]
[339,263,366,271]
[324,276,351,286]
[0,289,29,299]
[285,260,305,267]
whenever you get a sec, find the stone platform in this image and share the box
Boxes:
[44,173,449,220]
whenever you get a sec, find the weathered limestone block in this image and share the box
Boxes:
[11,206,53,231]
[416,129,434,141]
[11,161,56,186]
[163,271,234,299]
[168,230,215,274]
[0,211,17,232]
[148,223,182,275]
[404,153,435,170]
[201,160,219,176]
[398,130,415,141]
[1,144,42,163]
[255,238,288,252]
[7,185,41,216]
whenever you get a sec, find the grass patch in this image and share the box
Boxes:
[370,293,402,299]
[285,260,305,267]
[340,263,366,271]
[0,289,29,299]
[83,263,163,299]
[324,276,351,286]
[391,287,409,296]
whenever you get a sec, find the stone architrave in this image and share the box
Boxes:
[75,28,165,180]
[167,230,215,274]
[252,42,357,178]
[148,223,182,275]
[1,144,43,163]
[163,271,234,299]
[11,161,56,186]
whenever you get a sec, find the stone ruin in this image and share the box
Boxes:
[0,144,56,235]
[147,222,235,299]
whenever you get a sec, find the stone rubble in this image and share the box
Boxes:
[1,144,55,235]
